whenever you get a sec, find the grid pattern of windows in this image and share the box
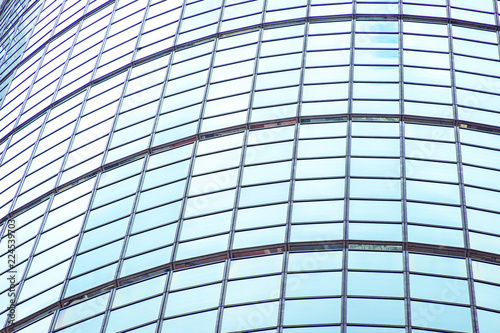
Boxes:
[0,0,500,332]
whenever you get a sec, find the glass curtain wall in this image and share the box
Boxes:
[0,0,499,332]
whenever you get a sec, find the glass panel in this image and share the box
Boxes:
[225,275,281,305]
[233,226,286,249]
[55,293,109,329]
[477,309,500,333]
[408,225,464,247]
[162,310,218,332]
[288,251,342,272]
[411,301,472,332]
[347,298,405,325]
[113,275,166,308]
[106,296,162,332]
[229,254,283,279]
[180,211,232,240]
[349,222,402,242]
[474,281,500,311]
[221,302,279,332]
[286,271,342,297]
[294,179,345,200]
[236,204,287,229]
[410,274,470,304]
[296,158,346,178]
[164,283,221,317]
[170,262,225,291]
[348,272,404,297]
[409,253,467,277]
[283,298,341,325]
[407,202,462,228]
[348,251,403,271]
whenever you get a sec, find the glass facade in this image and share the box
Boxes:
[0,0,500,332]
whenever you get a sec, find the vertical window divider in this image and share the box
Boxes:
[7,0,68,214]
[447,2,479,331]
[341,3,357,332]
[398,1,413,331]
[104,154,150,331]
[0,1,44,167]
[277,0,310,331]
[155,0,194,330]
[54,1,121,327]
[100,1,150,167]
[214,0,266,332]
[105,2,165,303]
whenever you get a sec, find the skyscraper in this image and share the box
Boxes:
[0,0,500,332]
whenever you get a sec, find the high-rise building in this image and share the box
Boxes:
[1,0,500,332]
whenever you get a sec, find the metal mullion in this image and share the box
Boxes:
[154,129,196,330]
[52,1,122,329]
[447,0,480,330]
[276,2,310,331]
[277,112,298,321]
[103,0,156,157]
[87,3,124,86]
[0,196,53,330]
[101,155,149,333]
[398,3,414,331]
[0,1,48,166]
[47,17,89,113]
[341,3,356,331]
[6,114,46,208]
[224,17,262,261]
[496,0,500,26]
[156,0,206,328]
[460,161,500,174]
[53,0,119,193]
[46,180,100,333]
[153,150,196,332]
[148,0,195,154]
[454,70,480,333]
[154,257,173,333]
[96,1,151,170]
[98,283,117,333]
[216,254,231,333]
[206,0,252,331]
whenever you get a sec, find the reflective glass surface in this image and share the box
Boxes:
[0,0,499,332]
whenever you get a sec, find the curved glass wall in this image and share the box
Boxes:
[0,0,500,332]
